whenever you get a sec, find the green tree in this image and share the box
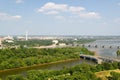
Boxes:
[116,50,120,55]
[108,72,120,80]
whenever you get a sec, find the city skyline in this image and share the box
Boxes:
[0,0,120,35]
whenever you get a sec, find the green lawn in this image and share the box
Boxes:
[95,69,120,80]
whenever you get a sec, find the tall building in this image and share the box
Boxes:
[26,31,28,41]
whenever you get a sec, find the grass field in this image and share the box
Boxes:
[95,69,120,80]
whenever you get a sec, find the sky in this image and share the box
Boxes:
[0,0,120,35]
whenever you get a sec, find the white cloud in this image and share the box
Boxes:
[38,2,68,13]
[12,15,21,19]
[38,2,101,19]
[69,6,85,13]
[38,9,44,13]
[45,11,59,15]
[79,12,101,19]
[16,0,23,3]
[0,12,21,21]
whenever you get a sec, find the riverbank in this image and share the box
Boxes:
[0,58,80,73]
[89,50,99,57]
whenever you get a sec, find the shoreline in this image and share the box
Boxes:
[91,50,99,57]
[0,58,80,73]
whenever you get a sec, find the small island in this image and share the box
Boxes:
[116,50,120,56]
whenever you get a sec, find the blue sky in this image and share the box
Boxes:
[0,0,120,35]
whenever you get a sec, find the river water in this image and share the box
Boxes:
[0,39,120,79]
[0,59,95,79]
[86,39,120,58]
[88,48,118,58]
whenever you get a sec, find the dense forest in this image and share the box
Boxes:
[4,62,120,80]
[58,39,96,45]
[0,47,120,80]
[2,39,53,47]
[0,47,94,70]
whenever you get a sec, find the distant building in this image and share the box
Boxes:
[17,36,25,41]
[74,38,77,41]
[26,31,28,41]
[59,43,66,46]
[0,38,2,46]
[3,35,13,40]
[3,35,14,43]
[52,40,59,45]
[5,40,14,43]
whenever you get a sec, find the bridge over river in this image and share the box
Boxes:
[80,54,120,64]
[79,39,120,49]
[81,44,120,49]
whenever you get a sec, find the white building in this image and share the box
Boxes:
[3,35,13,40]
[52,40,59,45]
[17,36,25,41]
[0,38,2,46]
[59,43,66,46]
[3,35,14,43]
[5,40,14,43]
